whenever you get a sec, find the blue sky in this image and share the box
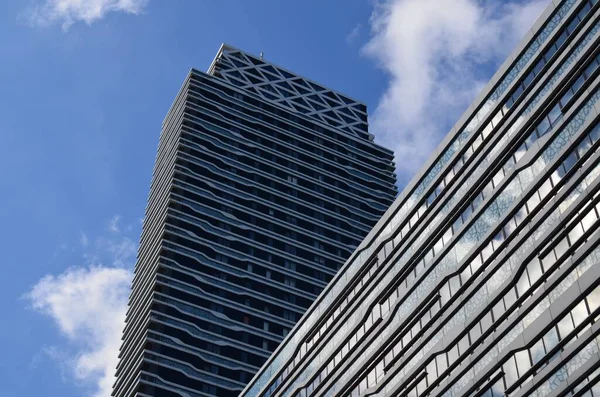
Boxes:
[0,0,549,396]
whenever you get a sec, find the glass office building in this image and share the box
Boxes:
[111,45,397,397]
[242,1,600,396]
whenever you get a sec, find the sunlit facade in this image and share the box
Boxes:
[111,45,397,396]
[242,1,600,396]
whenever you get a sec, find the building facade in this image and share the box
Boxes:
[242,1,600,396]
[112,45,397,397]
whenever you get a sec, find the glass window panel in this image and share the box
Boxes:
[461,264,473,282]
[471,254,483,273]
[564,153,578,172]
[504,287,517,309]
[513,84,524,100]
[572,75,585,93]
[543,327,559,352]
[554,237,570,259]
[450,275,461,295]
[527,259,543,284]
[585,59,599,79]
[557,313,575,339]
[568,222,585,245]
[504,217,518,237]
[591,123,600,143]
[443,227,453,245]
[481,312,493,333]
[517,271,531,297]
[572,300,589,327]
[492,231,504,251]
[537,117,551,136]
[525,130,537,148]
[515,143,527,162]
[555,31,568,49]
[515,350,532,376]
[514,206,527,225]
[483,182,495,199]
[541,249,557,272]
[493,170,504,188]
[581,209,597,231]
[591,376,600,395]
[367,369,376,387]
[440,283,451,303]
[359,379,367,393]
[533,58,545,76]
[458,334,470,354]
[586,285,600,312]
[577,135,593,159]
[425,248,434,264]
[444,169,454,186]
[493,300,505,322]
[578,2,592,18]
[474,134,483,149]
[539,179,553,198]
[503,356,519,386]
[426,360,438,379]
[481,243,494,262]
[417,377,427,394]
[473,192,484,209]
[567,15,580,34]
[548,103,562,125]
[505,156,517,173]
[544,44,558,61]
[556,163,568,181]
[436,353,448,374]
[523,72,534,88]
[530,339,546,364]
[527,192,541,213]
[491,110,503,129]
[490,379,504,397]
[448,345,459,364]
[454,158,463,173]
[433,238,444,255]
[561,87,575,108]
[470,322,482,341]
[506,95,515,109]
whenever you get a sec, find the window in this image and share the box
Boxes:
[285,277,296,288]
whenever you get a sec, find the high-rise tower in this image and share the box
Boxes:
[112,44,397,397]
[242,1,600,396]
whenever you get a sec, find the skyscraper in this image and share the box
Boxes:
[112,44,397,397]
[242,1,600,396]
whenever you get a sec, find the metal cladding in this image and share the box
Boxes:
[242,1,600,396]
[111,44,397,396]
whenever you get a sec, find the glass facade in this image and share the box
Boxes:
[241,1,600,396]
[111,45,397,397]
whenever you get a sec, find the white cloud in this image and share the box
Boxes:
[107,215,121,233]
[364,0,550,183]
[80,232,89,248]
[27,266,132,397]
[26,219,138,397]
[347,23,363,44]
[105,236,137,267]
[24,0,148,30]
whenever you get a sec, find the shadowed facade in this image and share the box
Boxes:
[112,44,397,397]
